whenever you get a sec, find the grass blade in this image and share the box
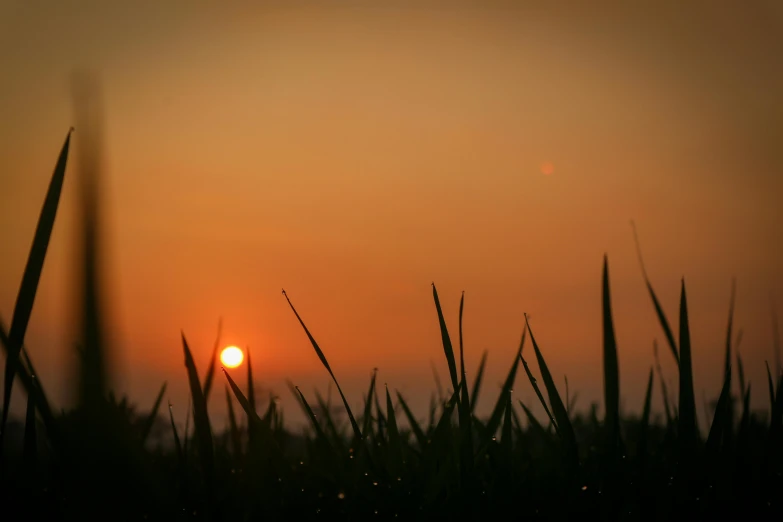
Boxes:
[1,128,73,446]
[397,391,426,449]
[470,350,488,414]
[638,368,654,461]
[168,401,184,467]
[520,356,557,432]
[482,327,526,445]
[225,385,242,457]
[201,318,223,403]
[706,365,732,452]
[282,289,362,442]
[631,221,679,366]
[432,283,460,396]
[602,255,621,450]
[385,386,403,471]
[362,369,378,439]
[181,332,214,493]
[653,340,673,426]
[23,386,38,466]
[525,314,578,468]
[140,381,167,446]
[456,291,474,484]
[677,280,699,450]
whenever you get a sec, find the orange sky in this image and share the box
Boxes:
[1,1,782,430]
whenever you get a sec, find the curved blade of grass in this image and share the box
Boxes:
[631,221,680,367]
[397,391,426,449]
[0,323,57,447]
[501,391,513,457]
[282,289,362,441]
[470,350,488,414]
[525,314,578,467]
[653,340,673,426]
[483,327,526,444]
[385,386,403,472]
[183,399,191,457]
[181,332,214,491]
[602,255,620,450]
[140,381,167,446]
[519,400,549,441]
[168,401,184,467]
[201,317,223,402]
[638,368,654,462]
[23,386,38,466]
[432,283,460,396]
[706,365,732,451]
[1,128,73,445]
[294,386,332,449]
[677,280,699,449]
[362,369,378,438]
[225,385,242,457]
[520,356,557,432]
[456,291,474,482]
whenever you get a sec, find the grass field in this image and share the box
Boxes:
[0,129,781,521]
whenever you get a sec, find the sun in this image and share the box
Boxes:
[220,346,244,368]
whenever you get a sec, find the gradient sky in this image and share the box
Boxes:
[1,1,782,431]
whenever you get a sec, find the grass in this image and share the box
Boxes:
[0,129,782,521]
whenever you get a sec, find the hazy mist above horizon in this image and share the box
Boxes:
[1,1,781,428]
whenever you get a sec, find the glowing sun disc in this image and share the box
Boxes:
[220,346,244,368]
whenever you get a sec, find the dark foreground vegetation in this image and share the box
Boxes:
[0,129,781,521]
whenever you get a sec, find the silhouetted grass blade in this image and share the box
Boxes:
[201,317,222,402]
[140,381,167,446]
[431,283,460,396]
[653,340,673,426]
[525,314,578,468]
[470,350,487,414]
[181,333,214,494]
[385,386,403,472]
[397,391,426,449]
[294,386,332,449]
[225,385,242,457]
[282,289,362,442]
[602,255,620,450]
[168,401,184,468]
[639,367,654,462]
[456,291,474,484]
[677,280,698,451]
[0,322,57,446]
[521,356,557,432]
[631,221,680,366]
[362,369,378,439]
[482,328,526,446]
[706,366,731,452]
[1,128,73,447]
[23,386,37,466]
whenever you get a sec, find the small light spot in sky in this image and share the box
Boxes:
[540,162,554,176]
